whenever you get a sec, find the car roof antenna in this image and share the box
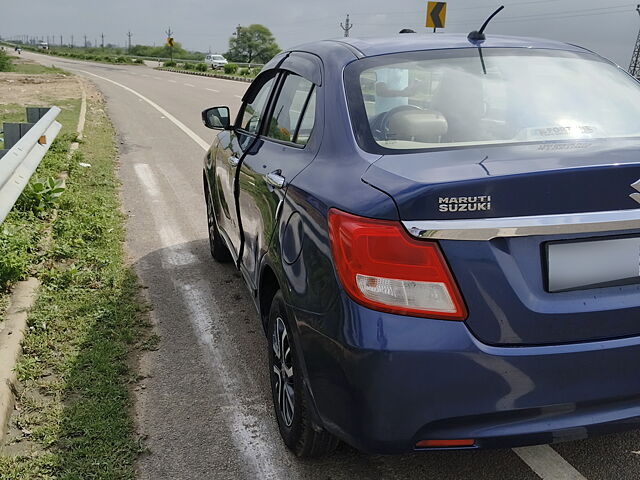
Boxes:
[468,5,505,43]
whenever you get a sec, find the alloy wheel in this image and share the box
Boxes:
[272,316,295,427]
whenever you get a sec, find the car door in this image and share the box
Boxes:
[238,72,319,288]
[214,72,278,260]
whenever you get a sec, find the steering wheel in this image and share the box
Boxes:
[372,105,423,141]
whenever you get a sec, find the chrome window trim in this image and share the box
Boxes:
[403,208,640,241]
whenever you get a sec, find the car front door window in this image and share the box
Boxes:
[239,77,276,135]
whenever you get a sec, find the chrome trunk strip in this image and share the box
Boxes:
[403,209,640,241]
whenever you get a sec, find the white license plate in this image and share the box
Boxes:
[547,236,640,292]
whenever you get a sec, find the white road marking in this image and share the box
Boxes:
[132,162,287,478]
[206,88,220,93]
[234,94,243,99]
[184,83,195,87]
[141,74,148,77]
[177,281,285,479]
[77,69,210,151]
[513,445,588,480]
[153,77,162,80]
[168,79,177,83]
[132,163,197,265]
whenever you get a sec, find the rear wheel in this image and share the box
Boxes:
[205,186,231,262]
[267,291,339,457]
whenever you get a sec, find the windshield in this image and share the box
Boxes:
[345,48,640,152]
[212,55,225,60]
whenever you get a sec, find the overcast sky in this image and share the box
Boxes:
[1,0,639,67]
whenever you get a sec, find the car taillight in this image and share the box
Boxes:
[328,209,467,320]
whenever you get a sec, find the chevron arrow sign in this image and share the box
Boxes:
[426,2,447,29]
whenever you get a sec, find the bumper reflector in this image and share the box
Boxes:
[416,439,475,448]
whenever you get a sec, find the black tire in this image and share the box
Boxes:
[267,291,339,458]
[205,185,232,263]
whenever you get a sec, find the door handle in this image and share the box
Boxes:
[266,170,286,189]
[228,156,240,167]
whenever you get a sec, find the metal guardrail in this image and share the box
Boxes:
[0,107,61,224]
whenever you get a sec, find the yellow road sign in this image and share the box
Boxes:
[166,37,175,47]
[426,1,447,29]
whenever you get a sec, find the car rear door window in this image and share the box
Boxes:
[266,74,315,146]
[294,89,316,146]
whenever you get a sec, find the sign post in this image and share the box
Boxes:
[426,2,447,33]
[165,27,174,62]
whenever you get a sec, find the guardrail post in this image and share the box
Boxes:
[1,107,51,157]
[26,107,52,123]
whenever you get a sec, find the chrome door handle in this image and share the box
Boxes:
[266,170,286,189]
[228,156,240,167]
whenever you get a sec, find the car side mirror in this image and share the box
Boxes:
[202,106,232,130]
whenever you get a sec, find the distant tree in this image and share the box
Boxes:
[225,24,280,64]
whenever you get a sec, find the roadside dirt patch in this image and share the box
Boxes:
[0,73,80,105]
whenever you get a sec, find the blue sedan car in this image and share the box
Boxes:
[202,33,640,457]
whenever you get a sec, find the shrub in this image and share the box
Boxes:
[16,177,66,218]
[0,49,13,72]
[0,219,38,288]
[163,60,177,68]
[195,63,208,72]
[238,68,249,76]
[134,58,144,64]
[182,62,194,70]
[224,63,238,74]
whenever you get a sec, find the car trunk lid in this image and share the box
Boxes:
[362,139,640,345]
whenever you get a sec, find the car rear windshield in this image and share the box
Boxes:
[344,48,640,153]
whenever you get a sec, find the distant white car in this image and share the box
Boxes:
[204,54,227,70]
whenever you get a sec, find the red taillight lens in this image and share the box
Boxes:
[416,439,475,448]
[328,209,467,320]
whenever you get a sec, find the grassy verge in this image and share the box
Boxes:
[11,63,66,75]
[156,66,256,81]
[0,89,148,479]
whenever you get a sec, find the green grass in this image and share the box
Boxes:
[0,93,148,479]
[11,63,66,75]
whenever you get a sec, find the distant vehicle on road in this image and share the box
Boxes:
[201,33,640,457]
[204,54,227,70]
[37,41,48,50]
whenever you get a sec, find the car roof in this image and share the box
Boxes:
[290,34,592,59]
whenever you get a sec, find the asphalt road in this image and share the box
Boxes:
[24,51,640,480]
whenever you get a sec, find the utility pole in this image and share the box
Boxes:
[101,32,104,49]
[165,27,173,61]
[630,5,640,78]
[60,34,63,47]
[127,31,132,53]
[71,34,74,48]
[340,14,353,37]
[83,34,87,48]
[233,24,242,37]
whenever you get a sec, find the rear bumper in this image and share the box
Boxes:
[292,298,640,453]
